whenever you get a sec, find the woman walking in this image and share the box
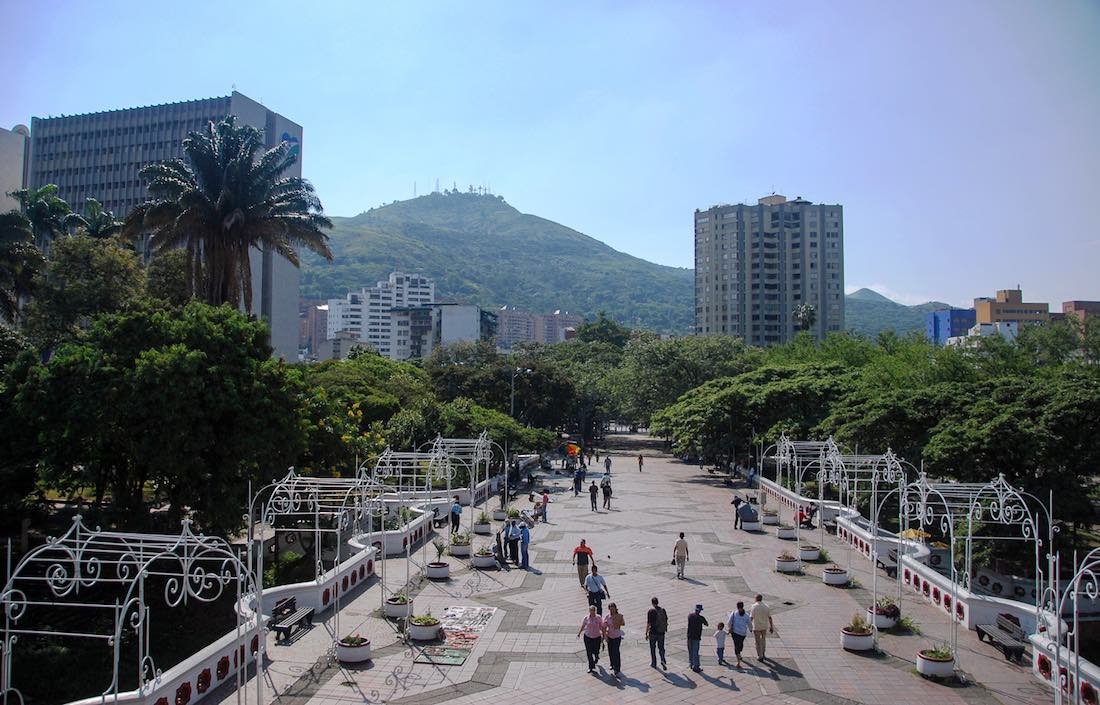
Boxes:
[577,605,604,673]
[603,602,626,677]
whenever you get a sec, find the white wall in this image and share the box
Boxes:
[0,126,28,212]
[440,305,480,346]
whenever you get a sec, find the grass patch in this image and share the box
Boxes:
[891,616,922,635]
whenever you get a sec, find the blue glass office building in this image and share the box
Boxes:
[926,308,976,346]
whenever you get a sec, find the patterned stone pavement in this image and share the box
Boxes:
[212,437,1052,705]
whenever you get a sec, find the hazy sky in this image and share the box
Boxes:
[3,1,1098,308]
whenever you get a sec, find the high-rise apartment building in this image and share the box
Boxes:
[25,92,304,359]
[0,125,29,212]
[496,307,583,349]
[694,194,844,344]
[535,310,583,344]
[326,272,435,358]
[973,289,1049,326]
[391,303,497,361]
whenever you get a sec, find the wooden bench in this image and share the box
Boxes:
[875,555,898,578]
[975,614,1027,662]
[272,597,315,642]
[823,520,838,534]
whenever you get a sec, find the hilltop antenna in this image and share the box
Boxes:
[414,181,417,198]
[435,178,440,193]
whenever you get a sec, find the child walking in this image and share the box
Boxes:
[714,622,728,665]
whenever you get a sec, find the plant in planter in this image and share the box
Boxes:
[337,633,372,663]
[841,612,874,651]
[473,511,492,534]
[408,610,443,641]
[799,544,821,561]
[472,545,497,569]
[383,591,413,619]
[449,531,472,557]
[822,563,849,586]
[775,550,801,573]
[506,507,521,519]
[492,505,508,521]
[916,643,955,678]
[776,523,796,540]
[426,539,450,580]
[868,596,900,629]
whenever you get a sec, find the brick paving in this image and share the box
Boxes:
[212,436,1050,705]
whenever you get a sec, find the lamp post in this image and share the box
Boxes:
[506,367,531,506]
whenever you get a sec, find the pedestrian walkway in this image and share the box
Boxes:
[213,435,1050,705]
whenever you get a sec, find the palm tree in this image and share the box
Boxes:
[10,184,75,250]
[0,210,45,322]
[122,116,333,312]
[69,198,122,239]
[794,303,817,332]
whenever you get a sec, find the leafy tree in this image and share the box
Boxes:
[10,184,76,249]
[23,235,144,350]
[69,198,122,239]
[0,210,45,322]
[145,248,192,307]
[303,352,431,425]
[123,116,333,312]
[575,311,631,348]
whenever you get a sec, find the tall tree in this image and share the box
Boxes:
[123,116,333,312]
[69,197,122,239]
[794,303,817,332]
[10,184,76,249]
[0,210,45,322]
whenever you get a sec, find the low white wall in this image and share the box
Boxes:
[1029,633,1100,703]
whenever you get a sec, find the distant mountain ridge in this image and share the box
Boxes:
[844,288,951,337]
[301,192,693,332]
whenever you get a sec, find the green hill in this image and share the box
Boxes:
[301,192,693,332]
[845,289,950,338]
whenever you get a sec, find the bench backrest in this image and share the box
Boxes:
[274,597,297,617]
[997,614,1025,640]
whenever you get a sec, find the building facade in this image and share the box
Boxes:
[694,194,844,344]
[973,289,1049,326]
[926,308,977,346]
[326,272,435,358]
[1062,301,1100,326]
[391,303,497,361]
[25,92,303,359]
[497,307,583,349]
[0,125,29,212]
[535,310,583,344]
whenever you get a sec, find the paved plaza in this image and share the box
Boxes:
[213,436,1051,705]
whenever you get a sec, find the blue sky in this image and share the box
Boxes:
[3,1,1098,308]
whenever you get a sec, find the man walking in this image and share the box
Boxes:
[673,532,689,579]
[519,521,531,569]
[541,489,550,523]
[589,481,599,511]
[727,601,751,668]
[604,455,612,475]
[584,564,609,615]
[750,594,775,661]
[686,604,708,672]
[638,454,644,472]
[449,495,462,534]
[572,539,594,587]
[505,520,521,566]
[646,597,668,670]
[573,467,583,496]
[600,477,612,510]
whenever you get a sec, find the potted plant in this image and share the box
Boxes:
[762,509,780,526]
[336,633,371,662]
[472,545,497,569]
[383,591,413,619]
[775,550,801,573]
[916,643,955,678]
[426,539,450,580]
[868,596,900,629]
[408,611,443,641]
[492,505,508,521]
[823,563,849,586]
[449,531,472,557]
[506,507,521,520]
[776,523,796,540]
[799,544,821,561]
[473,511,492,535]
[841,612,874,651]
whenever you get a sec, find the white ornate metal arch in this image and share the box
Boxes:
[1,516,255,705]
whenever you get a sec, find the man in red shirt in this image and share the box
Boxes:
[572,539,594,587]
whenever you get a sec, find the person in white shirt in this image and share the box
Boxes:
[727,601,752,668]
[749,594,775,661]
[714,622,728,665]
[673,532,690,579]
[584,564,610,615]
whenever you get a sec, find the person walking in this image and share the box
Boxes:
[730,495,744,529]
[572,539,594,587]
[519,521,531,569]
[638,454,644,472]
[600,477,612,510]
[577,605,604,673]
[750,594,775,661]
[673,532,689,579]
[595,448,600,462]
[505,520,521,566]
[584,564,610,615]
[541,489,550,523]
[449,495,462,534]
[603,455,612,475]
[646,596,668,670]
[573,468,583,497]
[686,604,708,672]
[589,481,599,511]
[714,621,728,665]
[603,602,626,677]
[727,601,751,668]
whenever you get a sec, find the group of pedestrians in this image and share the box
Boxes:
[494,518,531,569]
[588,477,613,510]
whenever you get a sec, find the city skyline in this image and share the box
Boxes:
[2,1,1098,311]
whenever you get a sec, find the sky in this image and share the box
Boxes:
[2,0,1098,309]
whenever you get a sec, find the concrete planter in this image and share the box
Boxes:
[841,629,874,651]
[916,651,955,678]
[776,525,796,540]
[336,640,371,663]
[775,557,801,573]
[741,520,763,532]
[449,543,471,557]
[408,621,442,641]
[473,522,492,535]
[472,553,497,569]
[762,512,780,526]
[426,562,450,580]
[823,568,849,586]
[868,609,898,630]
[799,546,821,561]
[383,598,413,619]
[492,510,508,521]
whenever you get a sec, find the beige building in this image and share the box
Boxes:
[497,306,536,350]
[694,194,844,344]
[0,125,29,212]
[973,289,1049,326]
